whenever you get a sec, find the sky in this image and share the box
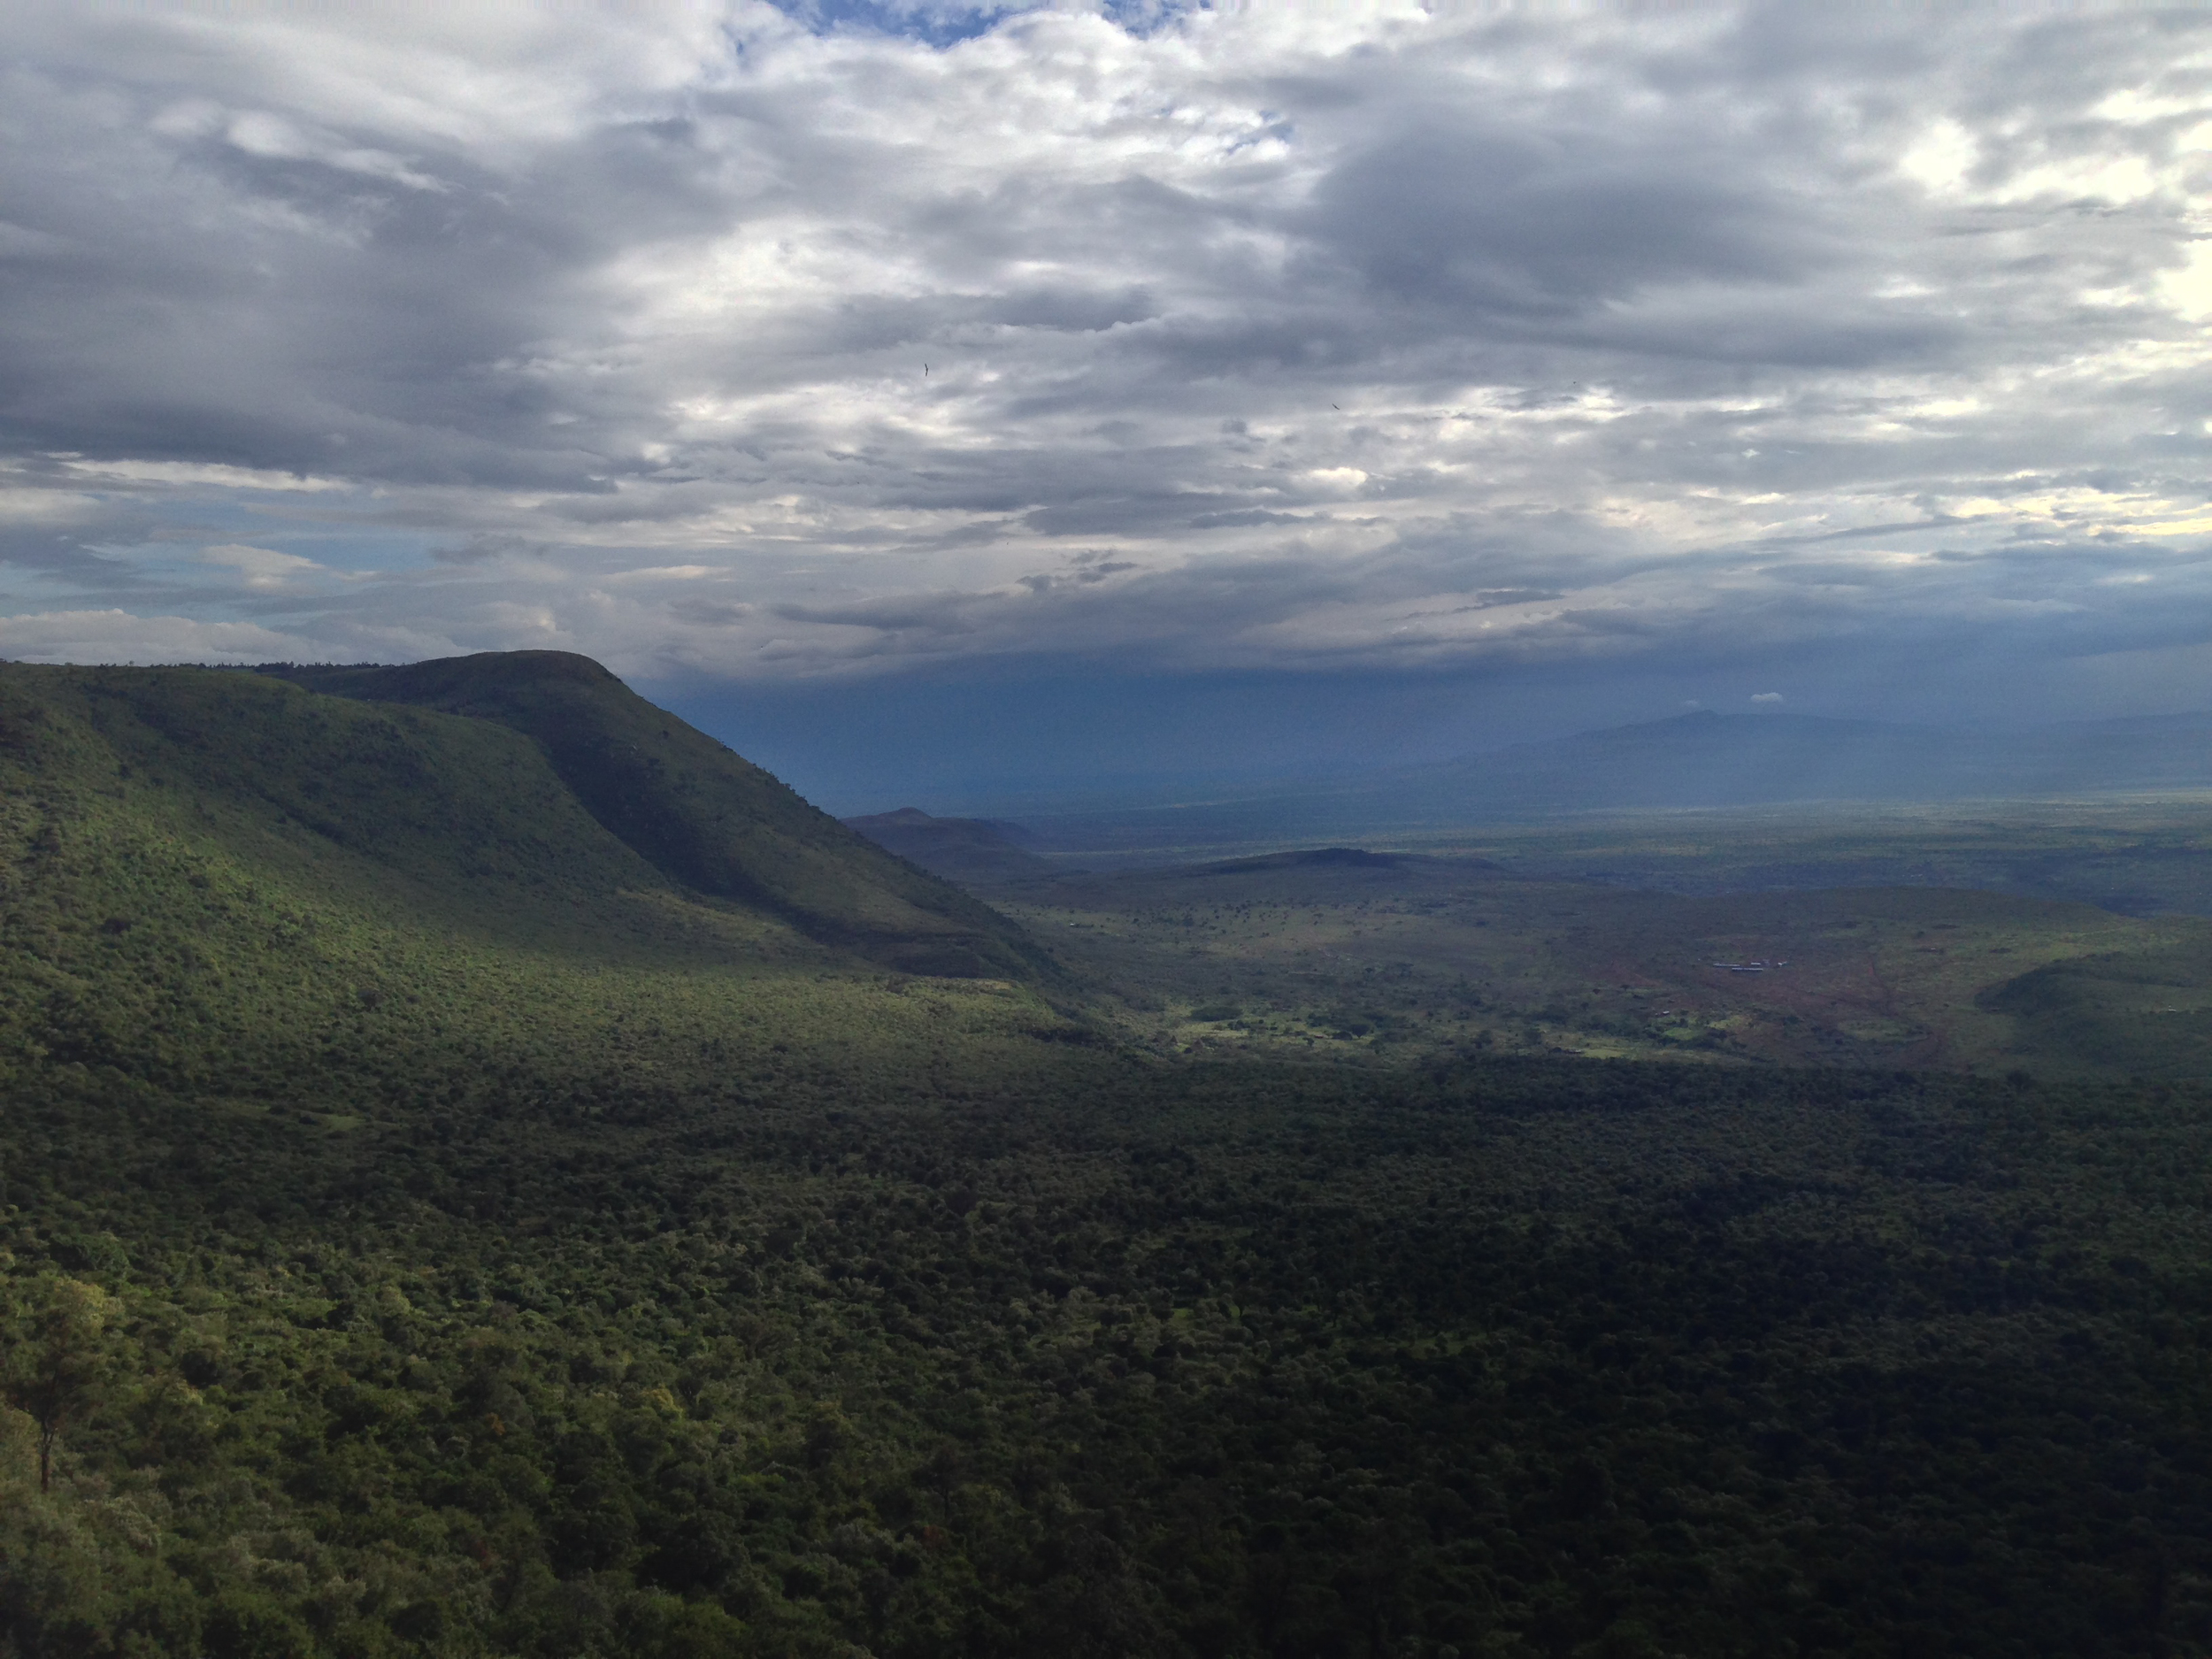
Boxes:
[2,1,2210,809]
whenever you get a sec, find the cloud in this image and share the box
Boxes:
[58,458,349,493]
[199,542,332,590]
[0,609,326,664]
[0,0,2204,734]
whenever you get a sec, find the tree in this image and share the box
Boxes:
[4,1276,119,1494]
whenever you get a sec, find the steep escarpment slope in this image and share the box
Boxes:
[0,662,1072,1113]
[265,652,1051,979]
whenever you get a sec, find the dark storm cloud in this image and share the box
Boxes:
[1311,128,1813,321]
[0,0,2205,720]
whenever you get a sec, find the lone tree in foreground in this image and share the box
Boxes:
[4,1276,118,1493]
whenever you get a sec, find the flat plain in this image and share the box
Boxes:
[973,800,2212,1079]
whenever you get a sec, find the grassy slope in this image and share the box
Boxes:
[0,664,1078,1115]
[266,654,1051,981]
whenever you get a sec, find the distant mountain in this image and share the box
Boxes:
[993,708,2212,860]
[1196,847,1411,874]
[843,806,1056,882]
[1377,709,2212,817]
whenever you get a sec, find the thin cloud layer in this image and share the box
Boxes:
[0,1,2208,721]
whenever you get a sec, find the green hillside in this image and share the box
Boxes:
[7,662,2212,1659]
[0,661,1075,1117]
[262,653,1050,981]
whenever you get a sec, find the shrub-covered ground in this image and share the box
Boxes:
[8,1051,2212,1657]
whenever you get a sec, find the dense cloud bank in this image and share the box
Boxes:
[0,1,2208,728]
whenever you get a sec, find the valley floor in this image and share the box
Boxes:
[969,800,2212,1079]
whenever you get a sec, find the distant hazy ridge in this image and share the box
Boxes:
[1386,709,2212,813]
[983,708,2212,857]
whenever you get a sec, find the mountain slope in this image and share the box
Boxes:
[0,662,1074,1114]
[263,652,1051,979]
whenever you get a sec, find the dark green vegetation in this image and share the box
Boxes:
[16,1041,2212,1659]
[8,659,2212,1657]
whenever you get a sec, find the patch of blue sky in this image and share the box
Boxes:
[64,485,442,597]
[768,0,1198,47]
[0,561,139,612]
